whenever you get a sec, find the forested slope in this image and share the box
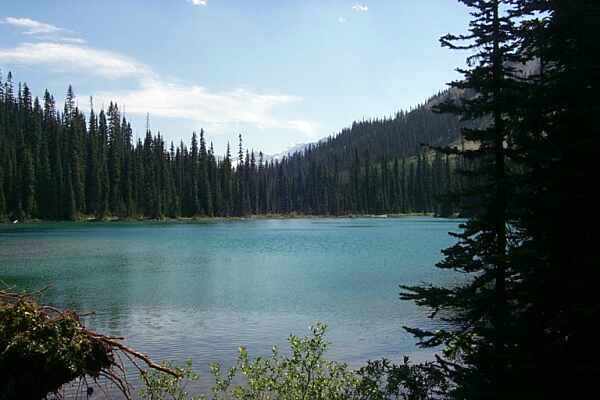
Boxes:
[0,72,468,220]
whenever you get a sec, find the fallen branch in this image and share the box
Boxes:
[0,288,180,399]
[93,333,181,377]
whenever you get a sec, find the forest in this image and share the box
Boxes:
[0,79,470,221]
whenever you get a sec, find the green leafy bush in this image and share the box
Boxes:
[139,323,447,400]
[139,359,204,400]
[210,323,359,400]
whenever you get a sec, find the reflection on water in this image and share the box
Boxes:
[0,217,461,393]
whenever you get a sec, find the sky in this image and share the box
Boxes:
[0,1,471,155]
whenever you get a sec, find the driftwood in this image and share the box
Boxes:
[0,288,180,399]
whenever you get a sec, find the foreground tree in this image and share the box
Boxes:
[508,0,600,396]
[402,1,599,398]
[401,0,525,398]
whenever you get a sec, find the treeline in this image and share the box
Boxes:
[267,95,475,216]
[0,76,467,221]
[293,89,468,170]
[269,147,466,216]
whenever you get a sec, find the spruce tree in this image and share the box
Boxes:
[63,164,76,220]
[188,132,200,215]
[507,1,600,395]
[199,130,213,216]
[236,134,245,216]
[98,110,110,217]
[85,101,101,216]
[143,129,157,218]
[210,143,222,215]
[21,148,36,218]
[0,165,5,218]
[400,1,523,398]
[107,103,122,215]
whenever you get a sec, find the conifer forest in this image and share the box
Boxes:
[0,79,469,221]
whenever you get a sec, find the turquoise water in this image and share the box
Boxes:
[0,217,460,392]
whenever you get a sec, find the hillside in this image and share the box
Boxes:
[0,73,468,220]
[252,89,469,215]
[297,89,464,167]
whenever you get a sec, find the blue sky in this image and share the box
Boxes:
[0,1,471,155]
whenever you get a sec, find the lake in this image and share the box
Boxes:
[0,217,461,394]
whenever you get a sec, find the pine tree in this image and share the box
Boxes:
[209,143,222,215]
[351,148,361,213]
[507,1,600,395]
[63,85,76,127]
[122,119,134,215]
[51,125,64,220]
[143,129,157,218]
[86,100,101,215]
[98,110,110,217]
[21,148,36,217]
[236,134,246,216]
[107,102,122,215]
[63,164,76,220]
[70,111,86,214]
[199,130,213,216]
[401,1,523,398]
[187,132,200,215]
[0,164,6,218]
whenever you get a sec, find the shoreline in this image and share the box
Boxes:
[0,212,462,225]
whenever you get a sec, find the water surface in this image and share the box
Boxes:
[0,217,460,391]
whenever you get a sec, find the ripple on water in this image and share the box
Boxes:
[0,217,462,395]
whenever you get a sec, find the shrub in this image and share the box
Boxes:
[139,323,449,400]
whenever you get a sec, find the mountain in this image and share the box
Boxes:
[265,142,314,162]
[280,89,465,168]
[268,89,467,164]
[249,89,470,216]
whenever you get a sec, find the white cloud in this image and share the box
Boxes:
[188,0,208,6]
[352,4,369,12]
[338,16,347,23]
[0,39,316,137]
[56,37,87,44]
[35,36,87,44]
[93,81,298,125]
[0,42,153,79]
[2,17,86,44]
[2,17,63,35]
[90,81,317,137]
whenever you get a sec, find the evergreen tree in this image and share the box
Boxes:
[143,129,158,218]
[222,143,233,216]
[21,148,36,217]
[401,1,523,398]
[107,102,122,214]
[199,130,213,216]
[188,132,200,215]
[209,143,222,215]
[63,164,76,220]
[0,75,465,220]
[237,134,246,216]
[507,1,600,395]
[98,110,110,217]
[86,99,101,216]
[0,165,5,218]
